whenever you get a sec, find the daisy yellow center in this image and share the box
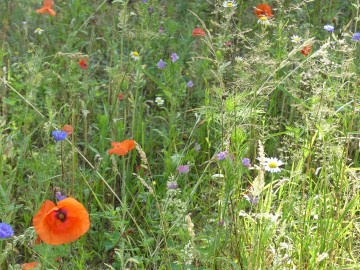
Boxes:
[227,3,233,6]
[133,52,139,57]
[268,162,278,168]
[260,16,268,21]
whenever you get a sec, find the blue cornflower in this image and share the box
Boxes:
[55,191,66,201]
[352,32,360,41]
[171,53,179,63]
[0,223,14,238]
[217,150,228,160]
[157,59,166,69]
[186,81,193,88]
[51,130,67,141]
[242,158,251,168]
[324,25,334,33]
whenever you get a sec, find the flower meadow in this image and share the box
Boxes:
[1,0,360,269]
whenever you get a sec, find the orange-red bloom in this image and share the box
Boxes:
[78,59,88,70]
[254,4,273,18]
[36,0,56,16]
[33,198,90,245]
[192,26,206,37]
[118,93,125,101]
[301,45,312,56]
[62,124,73,136]
[108,139,136,156]
[21,261,41,269]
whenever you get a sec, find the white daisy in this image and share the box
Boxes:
[291,35,302,44]
[155,97,164,106]
[222,0,237,8]
[257,16,270,25]
[263,157,283,173]
[34,27,44,35]
[130,51,140,61]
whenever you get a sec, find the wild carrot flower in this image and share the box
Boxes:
[186,81,193,88]
[51,130,67,141]
[217,151,228,160]
[34,28,44,35]
[108,139,136,156]
[78,59,88,69]
[263,157,283,173]
[157,59,166,69]
[171,53,179,63]
[33,198,90,245]
[352,32,360,41]
[36,0,56,16]
[0,223,14,238]
[254,4,273,18]
[323,24,334,33]
[301,44,312,56]
[130,51,140,60]
[178,165,189,173]
[155,96,164,106]
[222,0,237,8]
[62,124,73,136]
[192,26,206,37]
[291,35,302,43]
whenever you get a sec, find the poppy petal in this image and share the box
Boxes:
[43,0,54,8]
[33,198,90,245]
[108,147,128,156]
[21,261,41,270]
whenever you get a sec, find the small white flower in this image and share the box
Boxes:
[316,252,329,263]
[291,35,302,44]
[222,0,237,8]
[263,157,283,173]
[155,96,164,106]
[130,51,140,61]
[34,28,44,35]
[211,173,224,179]
[257,16,270,25]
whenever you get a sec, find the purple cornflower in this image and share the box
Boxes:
[55,191,66,201]
[242,158,251,168]
[167,181,178,189]
[352,32,360,41]
[178,165,189,173]
[159,26,165,33]
[148,7,154,13]
[217,150,228,161]
[324,25,334,33]
[186,81,193,88]
[0,223,14,238]
[51,130,67,141]
[171,53,179,63]
[195,142,201,151]
[157,59,166,69]
[244,194,259,205]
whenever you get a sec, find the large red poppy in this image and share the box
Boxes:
[33,198,90,245]
[301,45,312,56]
[192,26,206,37]
[21,262,41,270]
[36,0,56,16]
[108,139,136,156]
[254,4,273,18]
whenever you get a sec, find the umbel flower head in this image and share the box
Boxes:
[0,222,14,238]
[36,0,56,16]
[33,198,90,245]
[108,139,136,156]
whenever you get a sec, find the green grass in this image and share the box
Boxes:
[1,0,360,269]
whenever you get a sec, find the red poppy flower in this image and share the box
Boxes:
[108,139,136,156]
[192,26,206,37]
[21,261,41,270]
[78,59,88,70]
[33,198,90,245]
[301,45,312,56]
[118,93,124,101]
[254,4,273,18]
[62,124,73,136]
[36,0,56,16]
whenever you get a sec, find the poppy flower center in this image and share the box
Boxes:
[55,209,67,222]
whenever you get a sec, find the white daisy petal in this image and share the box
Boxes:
[263,157,283,173]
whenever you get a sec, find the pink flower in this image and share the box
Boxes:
[178,165,189,173]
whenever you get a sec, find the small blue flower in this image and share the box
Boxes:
[352,32,360,41]
[0,223,14,238]
[171,53,179,63]
[324,25,334,33]
[217,150,228,160]
[55,191,66,201]
[186,81,193,88]
[242,158,251,168]
[157,59,166,69]
[52,130,67,141]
